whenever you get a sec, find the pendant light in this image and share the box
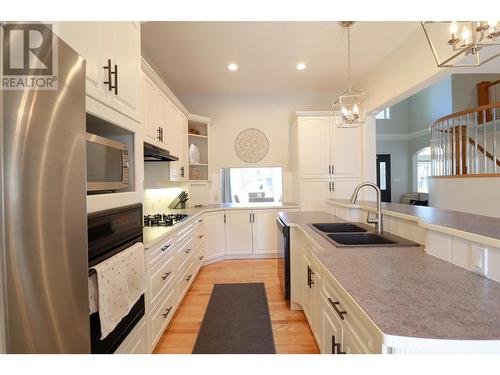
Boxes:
[333,21,368,128]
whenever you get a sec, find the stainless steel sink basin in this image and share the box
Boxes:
[327,233,396,246]
[311,223,367,233]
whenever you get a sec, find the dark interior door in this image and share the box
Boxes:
[376,154,391,202]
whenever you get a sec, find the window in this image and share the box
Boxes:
[375,107,390,120]
[220,167,283,204]
[416,147,431,193]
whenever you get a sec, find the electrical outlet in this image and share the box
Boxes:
[471,245,488,275]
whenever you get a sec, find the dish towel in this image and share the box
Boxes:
[90,242,145,340]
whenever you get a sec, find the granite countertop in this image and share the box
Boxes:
[143,202,299,249]
[329,199,500,247]
[279,210,500,341]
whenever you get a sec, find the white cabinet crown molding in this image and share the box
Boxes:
[188,113,212,124]
[141,57,189,117]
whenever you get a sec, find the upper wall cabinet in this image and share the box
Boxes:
[55,22,141,122]
[297,114,361,179]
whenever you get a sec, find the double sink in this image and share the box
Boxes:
[309,222,419,247]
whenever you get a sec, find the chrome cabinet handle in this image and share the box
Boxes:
[199,235,204,239]
[197,219,203,223]
[331,164,335,174]
[161,271,171,281]
[307,266,315,288]
[185,249,191,254]
[328,297,347,320]
[186,274,192,282]
[332,181,335,191]
[161,244,171,251]
[199,256,204,261]
[162,306,173,318]
[329,165,331,175]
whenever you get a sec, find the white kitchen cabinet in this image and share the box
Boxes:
[297,115,361,179]
[296,112,362,210]
[102,22,141,122]
[299,179,360,211]
[170,111,188,181]
[204,211,226,262]
[225,210,253,255]
[299,180,331,211]
[55,22,103,103]
[141,72,160,144]
[298,116,331,179]
[55,22,140,122]
[252,209,278,254]
[157,90,172,150]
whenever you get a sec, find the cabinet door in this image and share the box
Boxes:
[299,179,332,211]
[225,210,253,255]
[298,117,331,179]
[55,22,103,102]
[157,90,171,150]
[321,294,343,354]
[170,111,188,181]
[342,320,368,354]
[204,212,226,261]
[331,179,360,200]
[252,209,278,254]
[103,22,141,121]
[331,119,361,177]
[141,72,160,143]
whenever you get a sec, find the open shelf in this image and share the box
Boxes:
[188,133,207,139]
[188,116,210,181]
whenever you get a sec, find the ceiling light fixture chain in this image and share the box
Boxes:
[333,21,368,129]
[347,24,352,90]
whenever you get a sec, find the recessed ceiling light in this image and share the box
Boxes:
[228,63,238,71]
[296,63,306,71]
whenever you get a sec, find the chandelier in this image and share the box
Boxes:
[333,21,368,128]
[422,21,500,67]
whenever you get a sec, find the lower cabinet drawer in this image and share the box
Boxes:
[175,236,195,271]
[146,237,175,270]
[146,252,175,312]
[176,261,197,301]
[148,285,176,352]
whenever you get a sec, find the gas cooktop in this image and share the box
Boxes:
[143,213,188,227]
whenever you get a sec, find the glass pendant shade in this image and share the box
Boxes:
[333,88,368,128]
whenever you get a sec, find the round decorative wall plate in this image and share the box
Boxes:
[234,128,269,163]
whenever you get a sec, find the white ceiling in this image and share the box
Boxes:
[141,21,420,95]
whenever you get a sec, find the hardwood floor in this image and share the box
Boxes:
[153,259,320,354]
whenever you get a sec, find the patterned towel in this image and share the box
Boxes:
[90,242,145,340]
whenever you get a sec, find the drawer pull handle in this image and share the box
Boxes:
[185,249,191,254]
[186,274,192,282]
[197,219,203,223]
[161,271,171,281]
[199,256,204,261]
[328,297,347,320]
[198,235,204,239]
[162,306,173,319]
[161,244,171,251]
[307,266,315,288]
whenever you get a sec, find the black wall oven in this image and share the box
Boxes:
[277,216,290,301]
[88,203,144,354]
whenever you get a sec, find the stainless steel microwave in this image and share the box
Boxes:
[86,133,129,192]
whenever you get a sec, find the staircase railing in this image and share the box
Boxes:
[430,102,500,176]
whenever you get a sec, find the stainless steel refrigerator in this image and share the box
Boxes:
[1,28,90,353]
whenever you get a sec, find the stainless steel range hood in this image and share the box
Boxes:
[144,142,179,162]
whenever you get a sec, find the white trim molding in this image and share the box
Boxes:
[376,128,429,141]
[141,57,190,116]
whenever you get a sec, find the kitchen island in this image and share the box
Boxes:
[279,210,500,354]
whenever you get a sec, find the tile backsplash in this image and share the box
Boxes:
[144,187,184,214]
